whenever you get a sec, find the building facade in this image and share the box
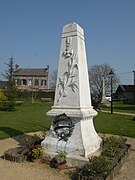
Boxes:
[115,85,135,103]
[13,65,49,91]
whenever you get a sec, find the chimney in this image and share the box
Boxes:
[45,65,49,71]
[15,64,19,71]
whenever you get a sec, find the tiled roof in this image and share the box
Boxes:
[13,68,49,77]
[119,85,135,92]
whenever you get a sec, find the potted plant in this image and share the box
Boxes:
[31,147,43,163]
[51,151,67,169]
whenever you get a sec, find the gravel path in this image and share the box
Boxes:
[113,136,135,180]
[0,134,70,180]
[101,110,135,116]
[0,133,135,180]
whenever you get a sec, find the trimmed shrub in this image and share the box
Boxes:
[79,156,111,180]
[101,136,127,159]
[78,136,128,180]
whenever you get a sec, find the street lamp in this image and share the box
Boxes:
[109,70,114,114]
[133,70,135,103]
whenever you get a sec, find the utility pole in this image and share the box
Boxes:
[133,70,135,85]
[133,70,135,103]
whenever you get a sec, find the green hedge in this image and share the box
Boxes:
[16,90,55,100]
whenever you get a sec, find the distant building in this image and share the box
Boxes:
[115,85,135,103]
[13,65,50,91]
[0,81,8,89]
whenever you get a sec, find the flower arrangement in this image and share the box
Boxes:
[31,147,43,159]
[51,150,67,167]
[56,150,67,159]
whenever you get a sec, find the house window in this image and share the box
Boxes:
[34,79,39,86]
[15,79,17,86]
[15,79,20,86]
[22,79,27,85]
[27,79,32,86]
[41,80,47,86]
[18,79,21,85]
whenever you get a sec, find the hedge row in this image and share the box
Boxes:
[16,90,55,100]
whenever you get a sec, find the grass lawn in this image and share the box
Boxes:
[0,100,135,139]
[0,100,52,139]
[94,111,135,138]
[100,102,135,114]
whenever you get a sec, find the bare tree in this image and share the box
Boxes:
[50,69,58,88]
[88,63,119,102]
[27,88,39,104]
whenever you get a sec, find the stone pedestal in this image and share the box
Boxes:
[42,23,102,160]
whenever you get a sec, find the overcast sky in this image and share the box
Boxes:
[0,0,135,84]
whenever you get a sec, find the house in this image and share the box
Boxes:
[115,85,135,103]
[13,65,50,91]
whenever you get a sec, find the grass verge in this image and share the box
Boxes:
[0,100,135,139]
[100,102,135,114]
[94,111,135,137]
[0,100,52,139]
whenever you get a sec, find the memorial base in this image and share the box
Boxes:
[41,111,102,160]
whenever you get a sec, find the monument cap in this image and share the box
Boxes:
[62,22,84,39]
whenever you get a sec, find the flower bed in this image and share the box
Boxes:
[4,147,27,163]
[78,136,130,180]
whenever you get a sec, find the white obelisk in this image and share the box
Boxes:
[42,23,102,158]
[100,77,110,106]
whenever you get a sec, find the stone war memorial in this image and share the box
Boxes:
[100,78,110,107]
[42,22,102,166]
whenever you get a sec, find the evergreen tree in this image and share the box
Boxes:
[3,56,16,111]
